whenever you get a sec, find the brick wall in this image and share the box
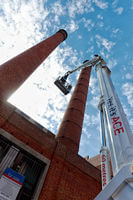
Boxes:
[0,100,101,199]
[39,153,101,200]
[88,154,113,176]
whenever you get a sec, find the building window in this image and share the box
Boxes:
[0,138,11,163]
[0,135,47,200]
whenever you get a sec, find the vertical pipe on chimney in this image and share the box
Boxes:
[56,66,92,153]
[0,29,67,101]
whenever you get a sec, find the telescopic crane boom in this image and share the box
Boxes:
[54,55,102,95]
[55,55,133,200]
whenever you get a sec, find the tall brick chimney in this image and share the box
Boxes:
[56,66,92,153]
[0,29,67,101]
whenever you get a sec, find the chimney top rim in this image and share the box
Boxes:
[57,29,68,41]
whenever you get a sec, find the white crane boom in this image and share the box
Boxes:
[54,55,102,95]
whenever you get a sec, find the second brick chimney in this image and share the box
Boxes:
[56,66,92,153]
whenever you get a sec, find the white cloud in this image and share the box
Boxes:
[67,0,94,18]
[78,35,82,39]
[129,119,133,127]
[51,1,66,24]
[125,73,133,80]
[83,112,100,128]
[8,40,80,133]
[122,83,133,108]
[89,76,99,95]
[107,59,117,69]
[96,35,115,52]
[112,28,119,34]
[91,114,100,127]
[122,104,131,117]
[53,15,60,24]
[57,45,79,66]
[86,45,94,54]
[51,1,66,16]
[0,0,79,132]
[97,21,104,28]
[97,14,103,19]
[114,7,124,15]
[81,18,95,32]
[67,20,79,33]
[8,46,73,131]
[111,28,120,38]
[93,0,108,9]
[0,0,49,64]
[102,38,115,51]
[82,126,91,140]
[112,0,119,8]
[90,96,99,108]
[112,0,124,15]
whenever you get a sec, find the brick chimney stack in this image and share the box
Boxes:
[56,66,92,153]
[0,29,67,101]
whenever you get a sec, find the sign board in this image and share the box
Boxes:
[0,168,25,200]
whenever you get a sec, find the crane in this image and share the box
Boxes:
[95,58,133,200]
[54,55,133,199]
[54,55,101,95]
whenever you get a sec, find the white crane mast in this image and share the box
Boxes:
[95,60,133,200]
[55,55,133,199]
[98,96,111,189]
[96,62,133,175]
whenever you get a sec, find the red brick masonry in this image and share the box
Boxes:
[0,30,101,199]
[0,100,101,200]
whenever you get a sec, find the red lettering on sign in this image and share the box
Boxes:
[102,163,106,186]
[102,155,106,162]
[112,117,124,136]
[112,117,120,123]
[114,127,124,135]
[113,121,122,129]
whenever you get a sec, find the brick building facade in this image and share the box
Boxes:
[0,30,101,199]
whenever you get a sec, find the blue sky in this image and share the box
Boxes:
[0,0,133,158]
